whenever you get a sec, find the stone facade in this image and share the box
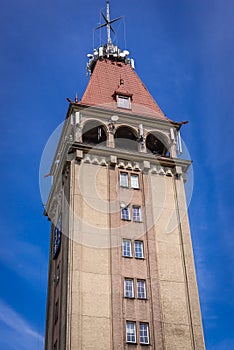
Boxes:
[44,104,205,349]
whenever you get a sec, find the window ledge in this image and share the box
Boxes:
[124,296,135,299]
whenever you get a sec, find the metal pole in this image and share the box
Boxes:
[106,0,111,44]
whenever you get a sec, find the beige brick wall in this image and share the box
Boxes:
[150,173,205,349]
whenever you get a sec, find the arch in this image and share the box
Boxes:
[114,125,138,151]
[146,131,170,157]
[82,119,107,146]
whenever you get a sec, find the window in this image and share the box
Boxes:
[55,263,60,285]
[120,172,128,187]
[132,206,141,222]
[54,300,59,324]
[126,322,136,343]
[117,95,131,109]
[121,206,130,221]
[134,241,144,258]
[122,239,132,257]
[124,278,134,298]
[130,174,139,189]
[140,323,149,344]
[137,280,146,299]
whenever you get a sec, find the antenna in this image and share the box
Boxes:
[86,1,135,74]
[106,0,111,44]
[96,0,123,44]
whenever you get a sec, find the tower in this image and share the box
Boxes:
[44,2,205,349]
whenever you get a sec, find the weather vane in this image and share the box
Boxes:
[96,0,122,44]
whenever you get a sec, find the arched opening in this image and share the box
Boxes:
[146,133,170,157]
[82,120,107,146]
[114,126,138,151]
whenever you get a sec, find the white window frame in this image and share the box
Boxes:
[124,278,134,298]
[121,206,130,221]
[126,321,136,343]
[130,174,139,189]
[139,323,149,344]
[120,172,129,188]
[132,206,142,222]
[134,240,144,259]
[122,239,132,257]
[137,280,146,299]
[117,95,131,109]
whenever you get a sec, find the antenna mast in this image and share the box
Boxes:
[96,0,122,45]
[106,0,111,44]
[87,1,135,74]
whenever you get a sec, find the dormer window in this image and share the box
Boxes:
[117,95,131,109]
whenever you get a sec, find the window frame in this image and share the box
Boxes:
[130,174,139,189]
[122,239,132,258]
[139,322,150,345]
[121,206,131,221]
[137,279,147,299]
[134,240,144,259]
[124,278,134,298]
[120,172,129,188]
[132,206,142,222]
[126,321,137,344]
[117,95,131,109]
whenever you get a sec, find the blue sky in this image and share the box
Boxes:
[0,0,234,349]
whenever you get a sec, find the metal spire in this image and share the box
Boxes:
[96,0,122,44]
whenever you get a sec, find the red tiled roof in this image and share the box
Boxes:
[79,59,169,121]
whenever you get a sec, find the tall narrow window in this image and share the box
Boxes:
[140,323,149,344]
[132,206,141,222]
[134,241,144,259]
[121,206,130,221]
[124,278,134,298]
[55,263,60,285]
[137,280,146,299]
[130,174,139,189]
[120,172,128,187]
[126,322,136,343]
[53,214,62,259]
[54,299,59,324]
[122,239,132,257]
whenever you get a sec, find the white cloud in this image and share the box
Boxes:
[0,299,44,350]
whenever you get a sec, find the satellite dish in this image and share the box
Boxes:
[119,52,125,58]
[123,50,129,55]
[111,115,119,122]
[87,54,93,58]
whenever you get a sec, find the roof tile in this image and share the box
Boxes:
[80,59,169,120]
